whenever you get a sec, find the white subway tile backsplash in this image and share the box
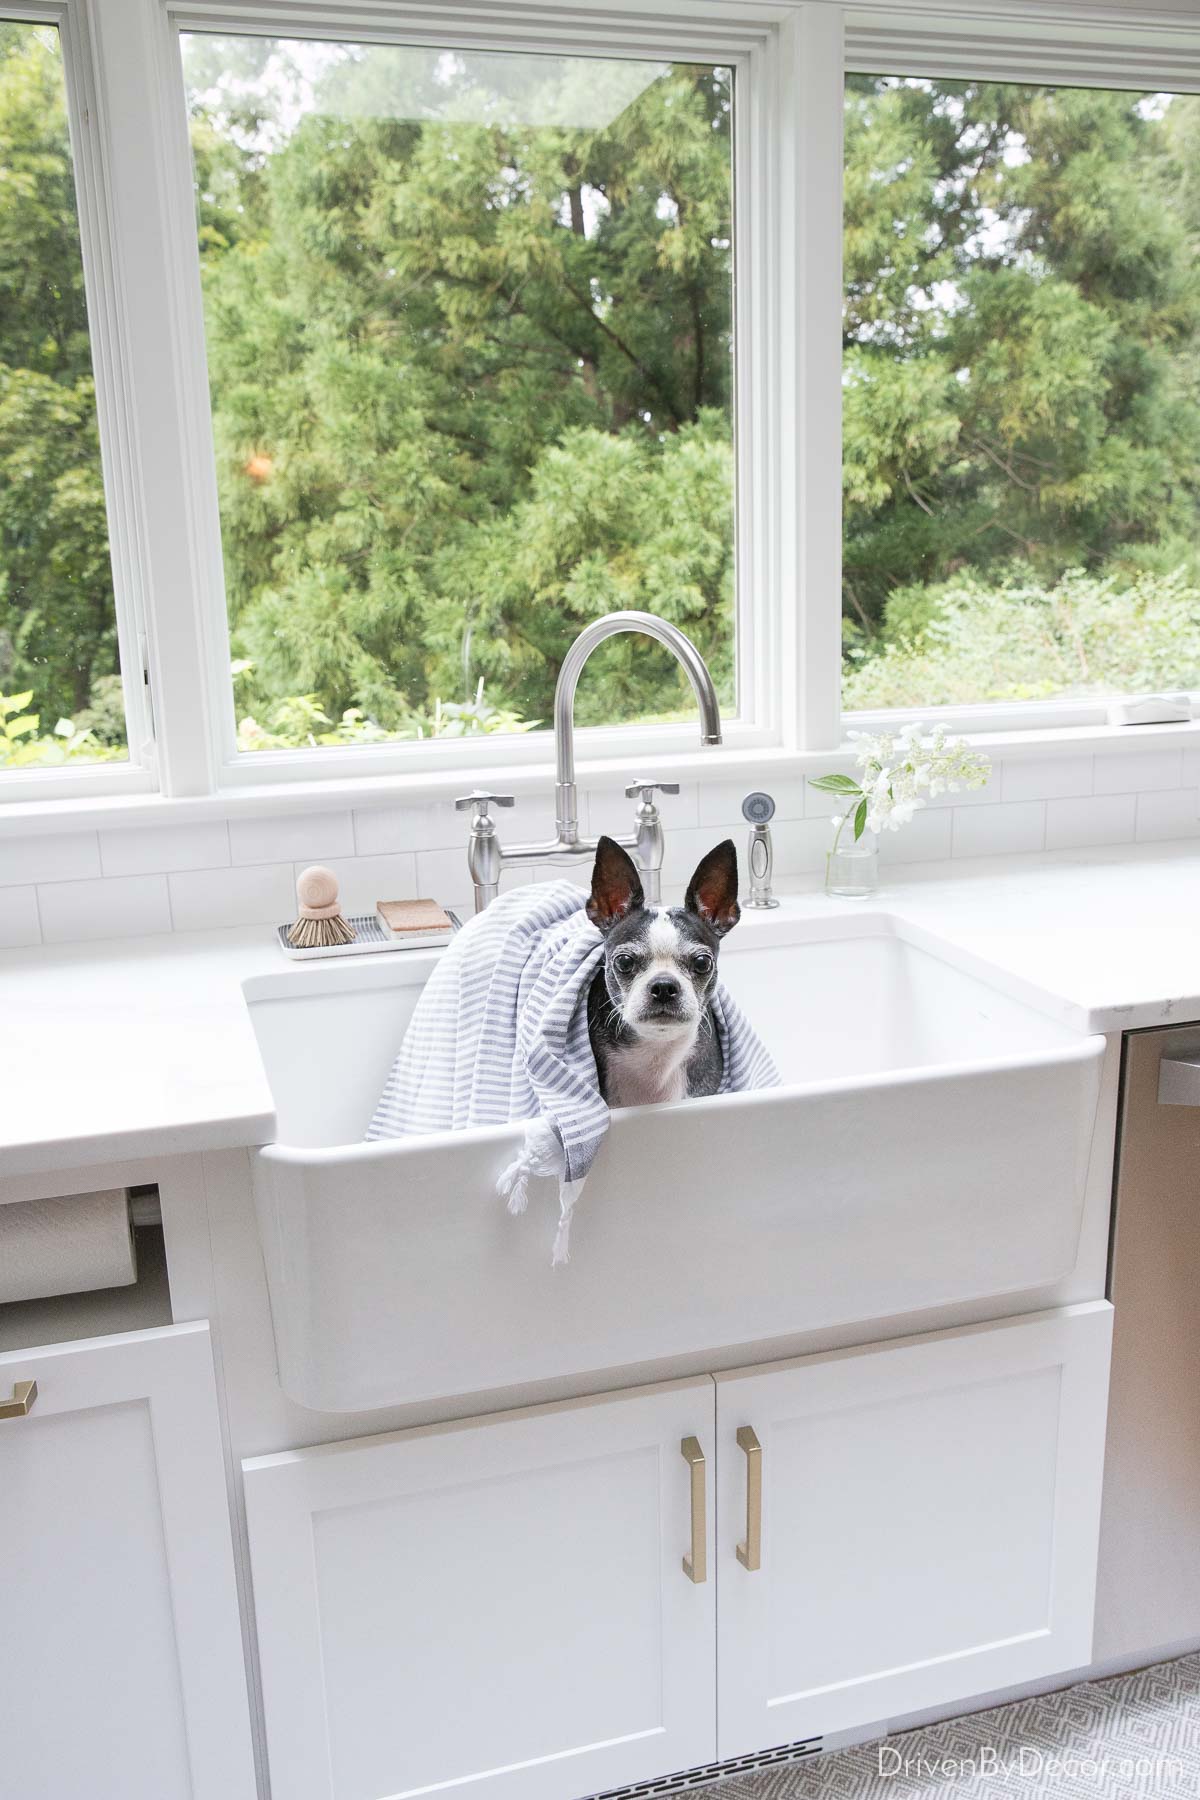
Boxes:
[2,740,1200,948]
[415,844,549,911]
[1002,756,1093,803]
[0,886,40,948]
[506,798,565,843]
[952,801,1046,858]
[1135,788,1200,843]
[588,783,699,837]
[168,863,295,931]
[413,844,482,914]
[1093,748,1183,794]
[38,875,171,944]
[765,817,838,877]
[696,776,808,825]
[877,809,954,864]
[99,821,230,877]
[229,810,354,866]
[298,854,418,916]
[1045,793,1136,850]
[660,823,742,894]
[0,832,100,886]
[354,801,465,857]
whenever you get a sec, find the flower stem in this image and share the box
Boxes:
[825,793,860,886]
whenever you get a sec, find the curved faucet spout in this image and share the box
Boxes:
[461,609,723,913]
[553,610,723,842]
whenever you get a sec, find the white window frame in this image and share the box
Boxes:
[0,0,157,803]
[135,0,842,794]
[840,0,1200,742]
[4,0,1200,823]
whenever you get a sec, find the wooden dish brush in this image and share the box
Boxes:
[287,865,357,949]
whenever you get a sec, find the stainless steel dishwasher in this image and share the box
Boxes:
[1094,1024,1200,1663]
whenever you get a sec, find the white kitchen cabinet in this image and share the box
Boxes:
[244,1377,717,1800]
[244,1306,1112,1800]
[714,1301,1113,1755]
[0,1321,256,1800]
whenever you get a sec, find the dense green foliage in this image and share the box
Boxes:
[186,39,736,740]
[843,567,1200,708]
[843,76,1200,696]
[0,24,123,759]
[5,29,1200,769]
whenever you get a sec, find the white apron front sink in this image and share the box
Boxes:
[243,909,1105,1412]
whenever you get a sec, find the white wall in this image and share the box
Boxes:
[1,745,1197,947]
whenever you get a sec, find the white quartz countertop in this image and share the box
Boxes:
[4,839,1200,1180]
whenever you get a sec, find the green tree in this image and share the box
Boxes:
[0,24,121,736]
[842,78,1200,656]
[9,38,1200,753]
[185,42,736,735]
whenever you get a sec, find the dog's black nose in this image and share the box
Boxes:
[650,977,681,1004]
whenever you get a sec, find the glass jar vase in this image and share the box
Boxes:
[825,827,879,897]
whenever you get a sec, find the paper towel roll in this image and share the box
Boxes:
[0,1189,137,1304]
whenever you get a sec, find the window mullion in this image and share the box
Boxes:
[83,0,220,796]
[54,0,155,775]
[779,2,844,751]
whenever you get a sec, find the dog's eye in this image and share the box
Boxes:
[691,951,714,975]
[613,951,640,976]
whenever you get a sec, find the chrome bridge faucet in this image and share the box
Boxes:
[456,610,723,913]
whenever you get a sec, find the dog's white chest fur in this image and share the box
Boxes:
[602,1028,698,1108]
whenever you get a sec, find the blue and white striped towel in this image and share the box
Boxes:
[367,880,780,1263]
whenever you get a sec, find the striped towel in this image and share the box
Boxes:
[367,880,780,1263]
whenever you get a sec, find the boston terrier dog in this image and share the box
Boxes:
[586,835,740,1108]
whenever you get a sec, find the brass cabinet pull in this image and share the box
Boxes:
[0,1380,37,1420]
[736,1425,762,1571]
[680,1436,707,1584]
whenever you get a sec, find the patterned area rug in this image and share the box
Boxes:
[713,1654,1200,1797]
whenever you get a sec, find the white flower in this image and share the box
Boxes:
[829,725,990,843]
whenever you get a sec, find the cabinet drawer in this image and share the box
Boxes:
[714,1301,1113,1753]
[0,1322,255,1800]
[244,1378,716,1800]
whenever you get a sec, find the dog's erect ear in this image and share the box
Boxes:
[587,836,645,933]
[685,839,740,937]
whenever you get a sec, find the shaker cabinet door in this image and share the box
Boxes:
[715,1301,1113,1756]
[0,1322,256,1800]
[244,1378,717,1800]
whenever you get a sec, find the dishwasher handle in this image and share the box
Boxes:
[1158,1051,1200,1106]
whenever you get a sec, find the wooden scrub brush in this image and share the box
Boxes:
[287,865,357,949]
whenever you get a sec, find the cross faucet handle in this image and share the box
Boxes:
[624,779,681,802]
[454,790,515,823]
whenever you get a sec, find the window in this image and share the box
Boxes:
[0,21,129,774]
[842,74,1200,716]
[7,3,1199,818]
[180,34,736,756]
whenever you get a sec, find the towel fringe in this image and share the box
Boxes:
[496,1118,566,1219]
[551,1180,587,1267]
[496,1122,588,1266]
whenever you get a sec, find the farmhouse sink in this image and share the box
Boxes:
[243,909,1105,1412]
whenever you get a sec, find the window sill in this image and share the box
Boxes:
[2,717,1199,840]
